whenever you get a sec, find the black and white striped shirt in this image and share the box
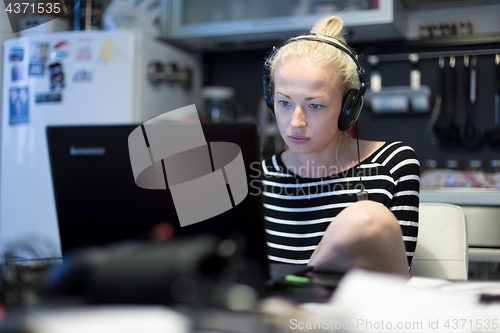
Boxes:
[261,141,420,266]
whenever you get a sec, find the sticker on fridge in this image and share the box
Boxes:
[48,62,65,90]
[76,38,93,61]
[97,41,112,63]
[35,92,62,103]
[9,86,29,125]
[9,47,24,62]
[29,62,44,76]
[11,65,24,82]
[51,40,69,59]
[73,68,93,82]
[30,42,49,62]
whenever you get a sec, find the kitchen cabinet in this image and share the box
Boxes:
[166,0,407,50]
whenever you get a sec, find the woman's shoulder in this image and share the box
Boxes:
[366,141,418,164]
[365,141,420,179]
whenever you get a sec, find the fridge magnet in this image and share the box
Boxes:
[76,38,93,61]
[97,41,112,63]
[11,65,24,81]
[51,40,69,59]
[35,92,62,104]
[73,68,93,82]
[29,62,45,77]
[76,46,92,61]
[9,86,29,125]
[30,42,49,62]
[9,47,24,62]
[48,62,65,90]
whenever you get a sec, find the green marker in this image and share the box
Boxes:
[285,275,310,283]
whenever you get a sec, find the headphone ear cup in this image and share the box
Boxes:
[263,47,277,116]
[339,89,363,131]
[262,75,275,114]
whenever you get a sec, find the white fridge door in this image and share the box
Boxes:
[0,31,139,262]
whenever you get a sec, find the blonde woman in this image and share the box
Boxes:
[261,16,419,275]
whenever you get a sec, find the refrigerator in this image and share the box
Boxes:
[0,31,201,263]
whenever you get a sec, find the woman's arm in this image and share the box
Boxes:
[386,146,421,266]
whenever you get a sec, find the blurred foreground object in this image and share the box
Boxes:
[43,236,265,309]
[1,306,191,333]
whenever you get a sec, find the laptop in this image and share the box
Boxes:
[46,123,270,275]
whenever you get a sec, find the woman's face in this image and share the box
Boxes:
[273,58,344,155]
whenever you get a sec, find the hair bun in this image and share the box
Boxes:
[310,16,345,42]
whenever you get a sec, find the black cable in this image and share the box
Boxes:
[355,122,368,201]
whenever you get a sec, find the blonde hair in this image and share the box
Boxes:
[269,16,360,95]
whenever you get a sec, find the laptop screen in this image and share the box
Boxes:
[46,123,268,277]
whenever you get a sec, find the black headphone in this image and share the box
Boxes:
[262,36,367,132]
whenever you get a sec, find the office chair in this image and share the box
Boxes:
[410,203,469,280]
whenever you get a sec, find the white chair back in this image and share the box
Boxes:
[410,203,468,280]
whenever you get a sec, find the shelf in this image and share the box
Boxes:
[469,248,500,263]
[366,86,431,113]
[405,33,500,48]
[358,33,500,56]
[420,188,500,206]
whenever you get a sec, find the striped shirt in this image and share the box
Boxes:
[261,141,420,266]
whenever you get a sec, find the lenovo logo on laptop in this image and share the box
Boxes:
[69,146,105,156]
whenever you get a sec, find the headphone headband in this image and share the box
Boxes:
[264,35,367,93]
